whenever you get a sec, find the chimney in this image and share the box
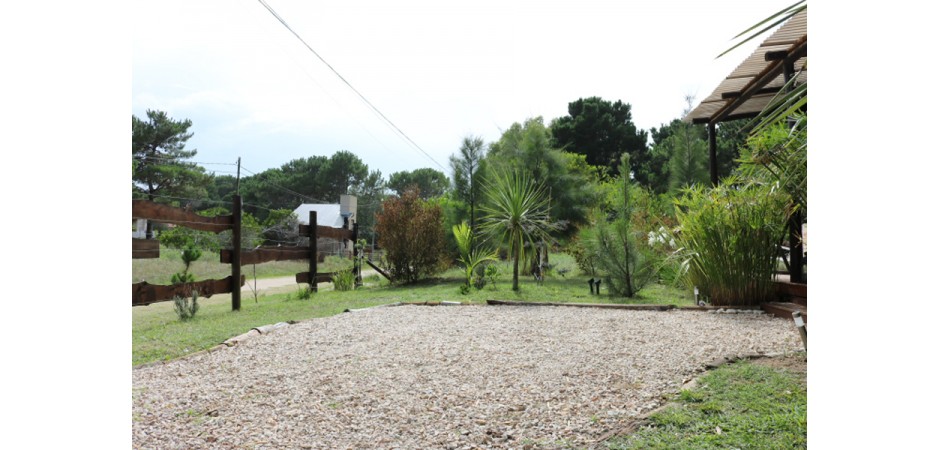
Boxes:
[340,195,357,228]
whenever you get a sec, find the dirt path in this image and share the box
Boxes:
[239,269,378,294]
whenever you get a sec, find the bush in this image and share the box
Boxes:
[332,270,355,291]
[375,189,447,284]
[583,154,657,298]
[173,291,199,320]
[674,180,789,306]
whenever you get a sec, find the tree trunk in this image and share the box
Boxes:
[512,245,520,291]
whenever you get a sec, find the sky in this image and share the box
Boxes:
[132,0,799,178]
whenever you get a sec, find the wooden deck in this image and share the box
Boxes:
[766,275,807,322]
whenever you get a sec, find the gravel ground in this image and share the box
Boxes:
[132,305,802,449]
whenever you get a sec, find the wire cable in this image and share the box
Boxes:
[254,0,447,172]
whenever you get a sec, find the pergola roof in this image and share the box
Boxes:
[685,10,807,124]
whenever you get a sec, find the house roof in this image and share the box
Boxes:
[684,9,807,125]
[293,204,345,228]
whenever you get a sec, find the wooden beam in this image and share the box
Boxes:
[721,87,782,99]
[132,199,233,233]
[132,275,246,306]
[132,238,160,259]
[710,37,807,124]
[231,195,242,311]
[308,211,318,292]
[220,246,309,265]
[298,224,355,241]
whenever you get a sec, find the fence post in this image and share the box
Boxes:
[232,195,242,311]
[353,222,362,287]
[309,211,318,292]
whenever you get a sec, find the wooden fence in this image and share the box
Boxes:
[132,196,359,310]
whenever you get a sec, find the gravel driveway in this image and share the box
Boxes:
[132,305,802,449]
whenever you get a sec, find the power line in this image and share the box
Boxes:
[254,0,447,172]
[133,155,238,166]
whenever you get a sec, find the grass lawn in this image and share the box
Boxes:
[605,354,807,449]
[132,253,693,366]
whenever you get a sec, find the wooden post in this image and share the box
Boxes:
[792,311,807,351]
[309,211,318,292]
[232,195,242,311]
[353,221,362,287]
[708,122,718,186]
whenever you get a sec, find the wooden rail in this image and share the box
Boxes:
[220,247,309,265]
[132,199,233,233]
[132,275,246,306]
[132,238,159,259]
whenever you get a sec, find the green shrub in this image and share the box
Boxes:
[674,180,789,306]
[173,291,199,320]
[332,270,355,291]
[584,155,657,298]
[452,221,498,290]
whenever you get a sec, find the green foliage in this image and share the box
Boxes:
[132,109,209,203]
[173,291,200,321]
[332,270,355,291]
[488,117,598,237]
[738,113,807,210]
[479,169,556,291]
[584,155,657,297]
[388,167,449,199]
[550,96,649,181]
[449,135,487,229]
[484,264,501,290]
[239,151,370,221]
[674,180,790,306]
[375,189,447,284]
[565,235,598,276]
[169,243,201,285]
[290,285,313,300]
[452,221,498,290]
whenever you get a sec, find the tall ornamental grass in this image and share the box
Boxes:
[674,181,789,306]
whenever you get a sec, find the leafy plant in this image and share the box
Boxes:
[478,170,557,291]
[484,263,501,290]
[173,290,199,321]
[674,180,790,306]
[332,270,355,292]
[169,244,201,285]
[452,221,498,290]
[585,155,657,297]
[375,189,447,284]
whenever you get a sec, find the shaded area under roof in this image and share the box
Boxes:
[685,10,806,125]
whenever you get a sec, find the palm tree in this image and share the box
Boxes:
[478,170,556,291]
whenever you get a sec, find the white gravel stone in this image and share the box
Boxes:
[133,305,801,449]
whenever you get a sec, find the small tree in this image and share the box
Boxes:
[587,154,657,297]
[170,244,202,320]
[375,189,447,283]
[478,170,556,291]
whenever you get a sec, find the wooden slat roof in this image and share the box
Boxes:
[685,10,807,124]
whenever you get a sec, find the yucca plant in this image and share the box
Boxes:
[674,180,790,306]
[452,221,498,291]
[479,170,556,291]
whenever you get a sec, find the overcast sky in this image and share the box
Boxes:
[133,0,798,179]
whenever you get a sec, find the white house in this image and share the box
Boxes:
[292,194,357,229]
[293,195,357,257]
